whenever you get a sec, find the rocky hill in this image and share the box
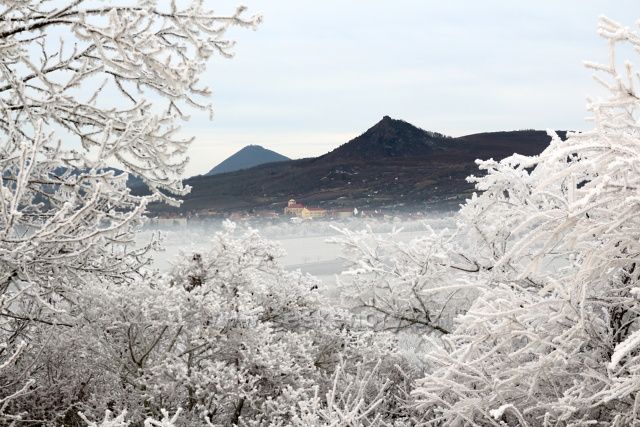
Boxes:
[149,117,566,214]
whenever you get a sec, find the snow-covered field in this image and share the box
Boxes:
[140,214,457,285]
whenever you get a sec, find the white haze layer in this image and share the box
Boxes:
[140,213,457,285]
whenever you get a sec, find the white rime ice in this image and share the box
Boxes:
[610,328,640,370]
[332,15,640,426]
[405,16,640,426]
[3,1,640,425]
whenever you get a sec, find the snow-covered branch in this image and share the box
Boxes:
[411,16,640,425]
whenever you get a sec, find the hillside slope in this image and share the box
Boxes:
[151,117,566,213]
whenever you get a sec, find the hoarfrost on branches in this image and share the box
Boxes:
[78,408,182,427]
[0,0,261,308]
[328,14,640,426]
[330,224,478,337]
[6,225,412,424]
[3,1,640,425]
[407,16,640,425]
[0,0,260,424]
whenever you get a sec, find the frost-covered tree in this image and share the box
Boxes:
[330,14,640,426]
[407,16,640,425]
[0,294,33,425]
[0,0,260,424]
[8,224,411,425]
[0,0,259,321]
[79,408,182,427]
[331,224,478,337]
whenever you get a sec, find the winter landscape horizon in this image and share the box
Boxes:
[4,1,640,426]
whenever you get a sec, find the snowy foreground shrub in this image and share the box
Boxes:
[0,0,258,424]
[331,16,640,426]
[79,408,182,427]
[332,224,477,337]
[394,17,640,426]
[4,224,413,425]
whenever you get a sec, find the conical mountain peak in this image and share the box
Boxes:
[322,116,450,160]
[206,145,290,176]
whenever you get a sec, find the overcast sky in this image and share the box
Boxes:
[182,1,640,176]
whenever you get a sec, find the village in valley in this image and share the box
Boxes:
[282,199,355,219]
[148,198,361,227]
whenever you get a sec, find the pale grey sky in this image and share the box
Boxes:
[182,1,640,176]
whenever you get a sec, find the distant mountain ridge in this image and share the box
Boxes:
[206,145,289,175]
[148,117,567,214]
